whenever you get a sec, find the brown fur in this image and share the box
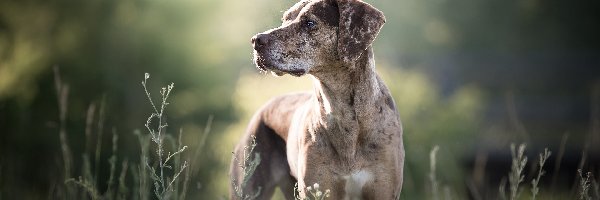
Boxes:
[231,0,404,199]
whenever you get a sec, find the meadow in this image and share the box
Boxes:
[0,0,599,199]
[39,69,598,199]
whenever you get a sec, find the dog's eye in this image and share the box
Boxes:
[304,20,316,28]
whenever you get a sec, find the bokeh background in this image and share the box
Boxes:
[1,0,599,199]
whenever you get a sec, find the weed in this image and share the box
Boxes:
[65,130,120,200]
[95,96,107,186]
[232,135,262,200]
[55,71,198,200]
[508,143,527,200]
[531,148,551,200]
[133,130,152,200]
[54,67,75,198]
[295,183,330,200]
[578,170,592,200]
[429,145,440,200]
[48,69,599,200]
[142,73,189,200]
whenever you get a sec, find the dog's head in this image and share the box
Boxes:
[252,0,385,76]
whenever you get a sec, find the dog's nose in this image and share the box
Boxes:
[251,33,270,50]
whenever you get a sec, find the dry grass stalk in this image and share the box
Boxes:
[531,148,551,200]
[142,73,188,200]
[508,143,527,200]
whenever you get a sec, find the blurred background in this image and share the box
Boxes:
[0,0,599,199]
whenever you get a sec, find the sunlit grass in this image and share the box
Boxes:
[231,135,262,200]
[141,73,189,200]
[55,72,205,200]
[51,71,600,200]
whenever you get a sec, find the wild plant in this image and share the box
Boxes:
[66,131,127,200]
[498,143,528,200]
[508,143,527,200]
[53,67,75,198]
[578,169,592,200]
[49,68,212,200]
[429,145,440,200]
[232,135,262,200]
[56,64,133,200]
[531,148,551,200]
[142,73,189,200]
[295,183,330,200]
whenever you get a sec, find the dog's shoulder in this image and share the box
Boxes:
[253,92,312,136]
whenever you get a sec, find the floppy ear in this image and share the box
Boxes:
[336,0,386,64]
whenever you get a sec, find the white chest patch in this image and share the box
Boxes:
[343,170,372,200]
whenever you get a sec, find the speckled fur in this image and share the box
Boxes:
[231,1,404,199]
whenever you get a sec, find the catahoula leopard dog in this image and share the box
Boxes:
[230,0,404,199]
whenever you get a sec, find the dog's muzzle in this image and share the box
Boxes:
[251,33,270,72]
[251,33,283,74]
[251,33,270,51]
[251,33,307,77]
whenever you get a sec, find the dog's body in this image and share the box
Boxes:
[230,0,404,199]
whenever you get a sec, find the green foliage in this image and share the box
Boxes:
[54,73,199,200]
[142,74,189,200]
[65,132,127,200]
[0,0,598,199]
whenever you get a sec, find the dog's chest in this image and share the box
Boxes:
[313,123,392,158]
[342,170,372,200]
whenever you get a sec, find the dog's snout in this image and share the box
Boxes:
[252,33,270,50]
[255,34,270,46]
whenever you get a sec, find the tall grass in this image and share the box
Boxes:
[142,73,189,199]
[508,143,527,200]
[578,170,593,200]
[231,135,262,200]
[499,144,553,200]
[54,71,206,200]
[49,70,599,199]
[495,143,600,200]
[427,146,454,200]
[429,145,440,200]
[230,135,332,200]
[531,148,551,200]
[53,67,74,198]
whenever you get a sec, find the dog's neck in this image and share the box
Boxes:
[309,46,383,162]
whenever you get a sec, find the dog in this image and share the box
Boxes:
[230,0,404,199]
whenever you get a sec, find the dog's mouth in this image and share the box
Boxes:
[254,55,269,73]
[253,51,307,77]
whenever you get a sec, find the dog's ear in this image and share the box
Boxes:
[336,0,385,64]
